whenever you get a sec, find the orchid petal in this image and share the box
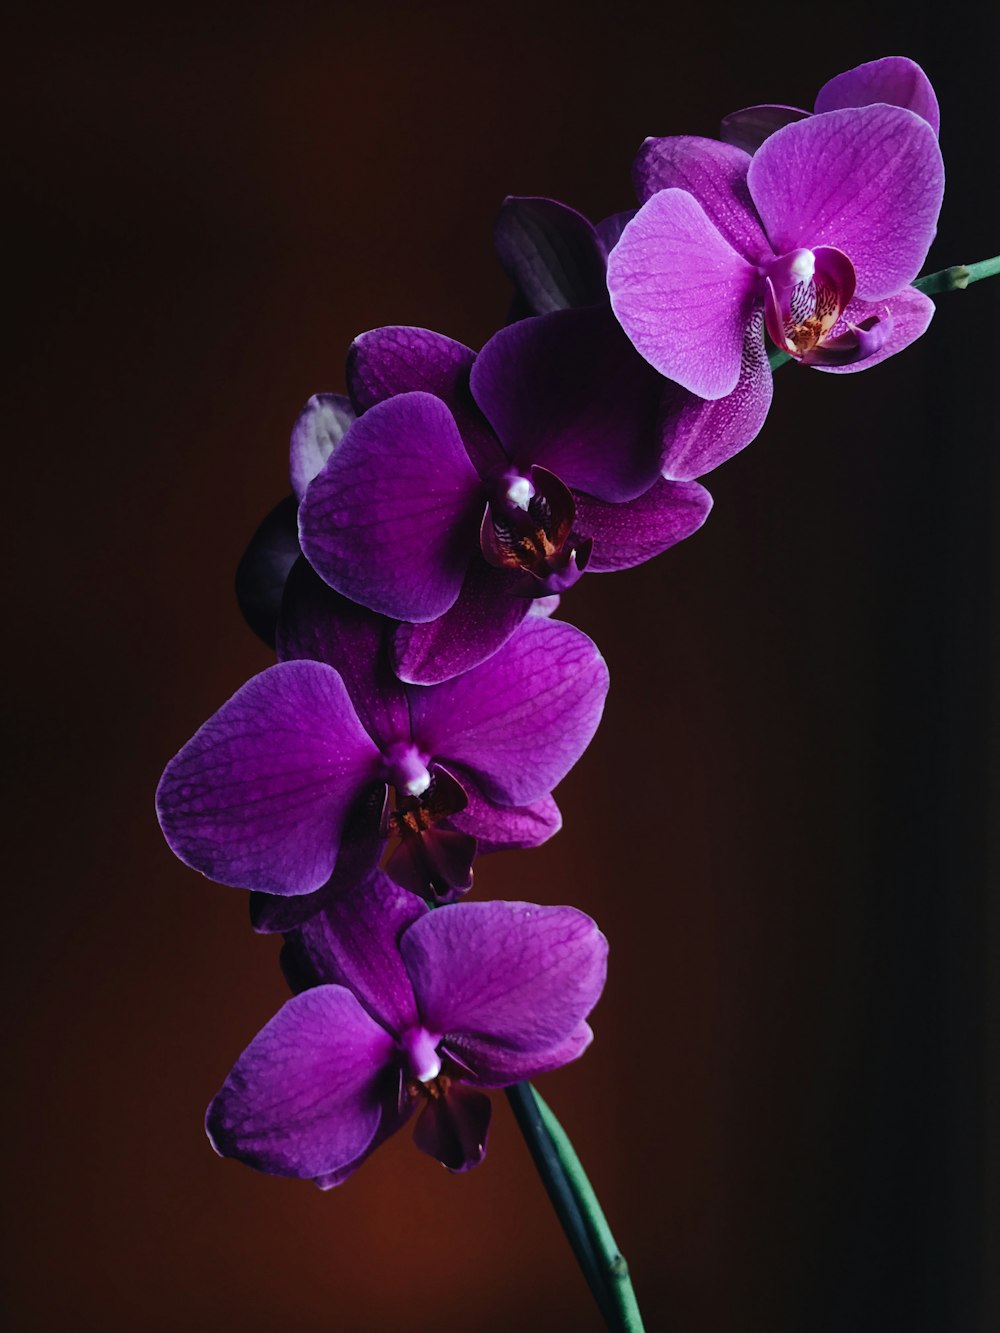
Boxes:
[234,496,300,649]
[445,779,562,853]
[453,1020,594,1087]
[289,394,356,502]
[494,196,608,314]
[574,477,712,571]
[815,56,940,134]
[719,104,809,154]
[412,1082,491,1172]
[810,286,935,375]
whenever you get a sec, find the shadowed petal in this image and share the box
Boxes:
[471,306,665,502]
[299,392,485,622]
[595,210,636,252]
[235,496,300,649]
[631,136,770,263]
[314,1093,416,1189]
[815,56,939,134]
[451,1021,593,1087]
[408,617,608,807]
[748,106,944,300]
[719,104,809,154]
[445,778,562,853]
[811,286,935,375]
[574,477,712,571]
[401,900,607,1059]
[607,188,761,399]
[494,196,609,314]
[412,1082,491,1172]
[392,559,530,685]
[206,986,396,1180]
[156,661,381,894]
[290,394,356,502]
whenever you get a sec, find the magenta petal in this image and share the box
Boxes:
[494,196,609,314]
[452,1020,594,1087]
[289,393,356,502]
[719,104,809,154]
[470,306,665,503]
[299,392,485,622]
[392,559,531,686]
[412,1082,491,1172]
[205,986,397,1180]
[314,1094,415,1189]
[631,136,769,262]
[607,188,761,399]
[810,286,935,375]
[156,661,381,894]
[401,900,607,1061]
[748,105,944,301]
[409,617,608,807]
[660,311,772,478]
[815,57,940,134]
[574,477,712,571]
[445,779,562,853]
[281,870,425,1033]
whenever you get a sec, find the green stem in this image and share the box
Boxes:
[767,253,1000,372]
[506,1082,645,1332]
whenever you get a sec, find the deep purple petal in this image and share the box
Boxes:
[471,305,665,502]
[277,558,409,747]
[719,105,810,155]
[234,496,300,649]
[660,312,773,479]
[205,986,396,1180]
[747,105,944,301]
[412,1082,491,1172]
[445,777,562,853]
[631,136,770,263]
[299,392,485,622]
[494,196,609,314]
[289,394,356,502]
[347,326,503,477]
[451,1020,593,1087]
[814,56,940,134]
[156,661,381,895]
[400,900,607,1060]
[392,558,531,685]
[574,477,712,571]
[281,870,425,1033]
[607,188,761,399]
[385,825,477,903]
[314,1093,415,1189]
[810,286,935,375]
[408,617,608,807]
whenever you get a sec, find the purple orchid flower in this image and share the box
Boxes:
[207,876,607,1182]
[607,103,944,398]
[496,193,776,482]
[156,559,607,912]
[720,56,940,155]
[298,317,712,683]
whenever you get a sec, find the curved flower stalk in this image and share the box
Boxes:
[208,879,607,1182]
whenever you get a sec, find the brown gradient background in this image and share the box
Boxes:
[6,2,998,1330]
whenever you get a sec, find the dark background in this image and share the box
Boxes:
[5,2,998,1329]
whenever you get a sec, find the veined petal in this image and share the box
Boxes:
[631,136,770,262]
[156,661,381,895]
[748,105,944,301]
[810,286,935,375]
[470,306,665,503]
[607,188,762,400]
[719,104,809,155]
[574,477,712,571]
[494,196,609,314]
[445,776,562,853]
[451,1020,593,1087]
[408,617,608,807]
[289,394,356,502]
[815,56,940,134]
[234,496,300,649]
[205,986,396,1180]
[400,901,607,1061]
[314,1094,415,1189]
[299,392,485,623]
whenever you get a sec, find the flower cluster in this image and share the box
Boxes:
[157,57,944,1188]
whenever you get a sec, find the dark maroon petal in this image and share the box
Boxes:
[234,496,300,649]
[392,558,531,685]
[347,326,504,477]
[574,477,712,571]
[814,56,940,134]
[280,869,426,1033]
[719,104,809,154]
[384,826,477,904]
[631,135,771,263]
[408,617,608,807]
[494,195,609,314]
[445,775,562,853]
[471,305,665,503]
[659,311,772,479]
[205,986,397,1180]
[299,392,485,623]
[289,393,356,502]
[156,661,381,895]
[277,558,409,747]
[412,1082,492,1173]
